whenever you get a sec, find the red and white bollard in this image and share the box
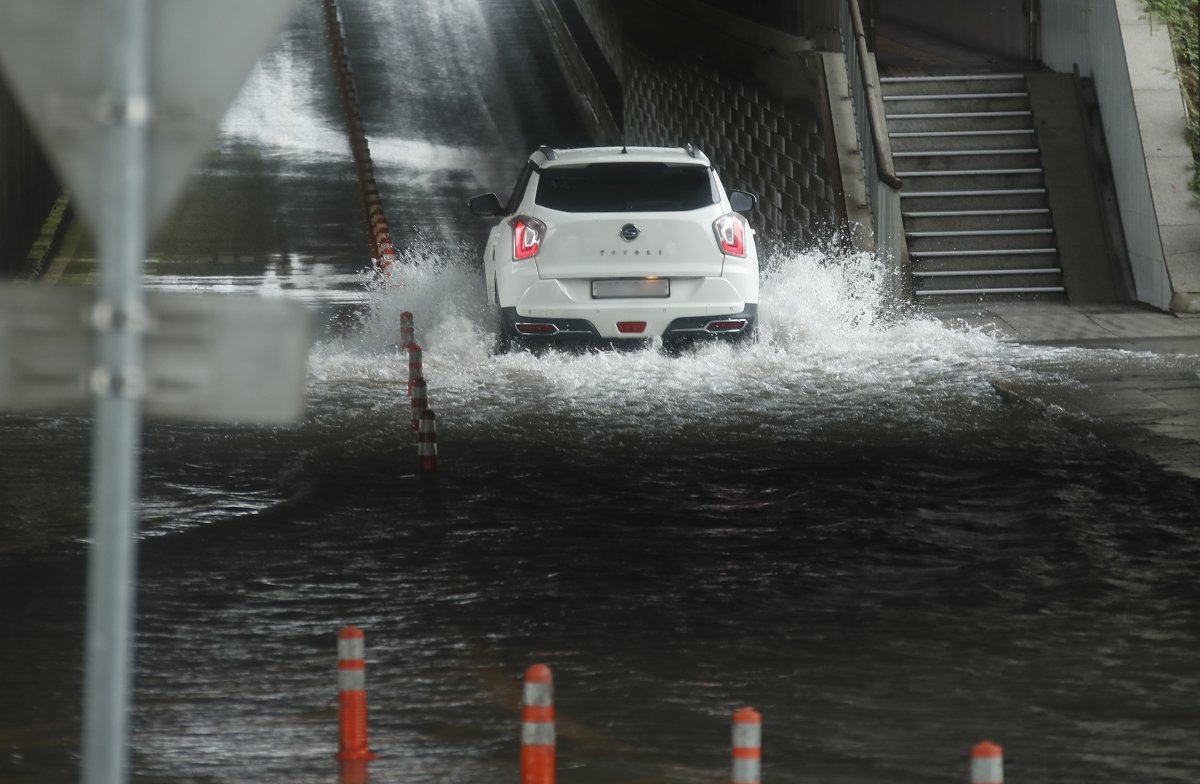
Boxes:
[521,664,555,784]
[410,377,428,431]
[970,740,1003,784]
[336,626,375,761]
[408,343,423,396]
[418,409,438,473]
[731,707,761,784]
[399,311,415,349]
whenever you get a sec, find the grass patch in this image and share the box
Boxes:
[1143,0,1199,194]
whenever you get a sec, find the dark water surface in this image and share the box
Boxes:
[3,255,1198,784]
[2,0,1199,783]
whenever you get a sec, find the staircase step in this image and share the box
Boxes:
[914,284,1066,298]
[913,267,1061,278]
[892,149,1042,171]
[911,251,1060,272]
[904,208,1053,232]
[915,289,1067,304]
[899,188,1049,211]
[882,94,1030,114]
[911,247,1058,257]
[885,112,1034,133]
[898,169,1046,191]
[889,129,1038,152]
[879,74,1028,95]
[907,228,1056,253]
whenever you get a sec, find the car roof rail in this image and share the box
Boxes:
[538,145,558,161]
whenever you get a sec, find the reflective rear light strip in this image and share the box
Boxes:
[705,319,748,333]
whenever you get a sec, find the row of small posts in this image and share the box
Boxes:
[335,626,1006,782]
[401,311,437,473]
[320,1,438,470]
[320,0,399,274]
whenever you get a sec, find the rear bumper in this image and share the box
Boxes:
[501,304,758,342]
[502,275,757,339]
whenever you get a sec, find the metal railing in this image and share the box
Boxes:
[839,0,908,300]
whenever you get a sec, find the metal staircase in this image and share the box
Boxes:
[880,74,1065,301]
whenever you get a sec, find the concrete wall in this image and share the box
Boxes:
[0,77,60,277]
[558,0,842,244]
[1041,0,1200,312]
[879,0,1033,61]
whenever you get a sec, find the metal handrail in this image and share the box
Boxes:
[846,0,902,189]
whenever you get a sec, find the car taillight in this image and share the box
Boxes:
[713,213,746,257]
[510,216,546,260]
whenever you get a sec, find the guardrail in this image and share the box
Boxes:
[839,0,909,301]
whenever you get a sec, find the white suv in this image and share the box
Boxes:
[469,145,759,349]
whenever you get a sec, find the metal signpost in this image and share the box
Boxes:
[0,1,302,782]
[85,2,151,782]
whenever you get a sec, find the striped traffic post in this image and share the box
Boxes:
[418,409,438,473]
[408,343,423,395]
[336,625,376,761]
[520,664,555,784]
[410,377,428,431]
[399,311,415,349]
[731,707,761,784]
[970,740,1003,784]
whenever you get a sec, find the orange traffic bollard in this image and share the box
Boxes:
[338,759,369,784]
[520,664,555,784]
[336,626,376,761]
[970,740,1003,784]
[418,409,438,473]
[731,707,761,784]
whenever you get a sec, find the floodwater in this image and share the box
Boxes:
[1,1,1198,783]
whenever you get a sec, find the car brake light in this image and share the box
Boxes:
[510,216,546,260]
[713,213,746,257]
[616,321,647,334]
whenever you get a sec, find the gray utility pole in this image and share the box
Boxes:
[83,0,150,782]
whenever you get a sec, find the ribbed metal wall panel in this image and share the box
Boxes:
[1040,0,1171,309]
[879,0,1032,61]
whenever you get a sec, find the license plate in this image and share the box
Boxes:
[591,278,670,299]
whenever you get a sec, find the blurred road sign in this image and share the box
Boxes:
[0,285,312,423]
[0,0,300,236]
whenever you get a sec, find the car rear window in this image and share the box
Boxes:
[534,163,717,212]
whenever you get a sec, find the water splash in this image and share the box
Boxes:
[306,244,1068,443]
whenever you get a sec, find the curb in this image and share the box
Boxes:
[21,190,72,281]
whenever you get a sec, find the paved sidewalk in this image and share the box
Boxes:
[928,302,1200,479]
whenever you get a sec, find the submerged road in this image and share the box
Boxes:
[2,1,1199,783]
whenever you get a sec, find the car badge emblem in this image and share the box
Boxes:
[619,223,640,241]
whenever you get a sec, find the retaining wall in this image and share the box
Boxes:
[559,0,844,244]
[1040,0,1200,312]
[0,77,60,277]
